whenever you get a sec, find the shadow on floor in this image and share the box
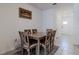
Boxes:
[3,45,59,55]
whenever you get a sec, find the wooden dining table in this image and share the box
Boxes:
[29,32,46,55]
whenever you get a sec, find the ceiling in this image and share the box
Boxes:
[29,3,57,10]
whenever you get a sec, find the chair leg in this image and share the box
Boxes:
[50,41,54,51]
[44,46,46,55]
[49,44,51,54]
[28,49,30,55]
[21,48,23,55]
[36,46,38,55]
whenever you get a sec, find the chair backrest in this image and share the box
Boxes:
[46,29,53,42]
[24,29,31,34]
[19,31,29,47]
[32,29,37,34]
[46,29,53,36]
[47,29,53,32]
[52,30,56,38]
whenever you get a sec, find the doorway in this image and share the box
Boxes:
[56,9,74,37]
[55,4,75,55]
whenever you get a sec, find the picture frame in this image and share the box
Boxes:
[19,7,32,19]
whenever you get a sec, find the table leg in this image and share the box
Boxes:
[37,39,40,55]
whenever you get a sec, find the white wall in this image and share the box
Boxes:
[0,3,42,54]
[55,4,77,46]
[42,8,56,32]
[42,4,74,37]
[42,3,79,45]
[74,4,79,44]
[56,4,74,36]
[17,4,42,32]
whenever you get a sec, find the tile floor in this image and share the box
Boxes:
[54,34,79,55]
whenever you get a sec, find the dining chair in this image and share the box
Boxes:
[46,29,53,33]
[50,30,56,51]
[46,29,53,51]
[19,31,29,54]
[19,31,37,55]
[32,29,37,34]
[40,32,52,55]
[24,29,31,34]
[24,29,37,45]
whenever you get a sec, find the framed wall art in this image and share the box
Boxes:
[19,7,32,19]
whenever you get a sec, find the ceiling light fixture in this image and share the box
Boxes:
[52,3,56,5]
[63,21,68,25]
